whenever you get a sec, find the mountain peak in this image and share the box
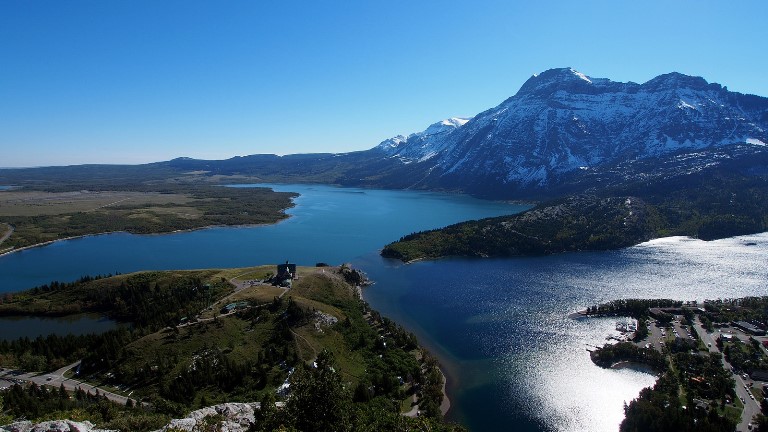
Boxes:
[516,67,599,97]
[425,117,470,134]
[643,72,712,91]
[369,68,768,195]
[376,117,470,159]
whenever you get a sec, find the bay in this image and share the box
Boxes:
[360,233,768,431]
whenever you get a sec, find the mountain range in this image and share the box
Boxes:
[167,67,768,199]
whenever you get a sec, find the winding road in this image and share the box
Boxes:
[0,361,138,406]
[0,223,14,249]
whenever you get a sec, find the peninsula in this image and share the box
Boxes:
[0,264,463,431]
[0,170,296,253]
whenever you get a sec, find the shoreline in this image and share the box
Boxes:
[0,216,293,259]
[0,186,297,258]
[386,232,768,266]
[567,309,589,319]
[439,366,451,416]
[610,360,658,373]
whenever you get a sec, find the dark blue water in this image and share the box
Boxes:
[1,184,766,431]
[360,235,768,431]
[0,314,119,340]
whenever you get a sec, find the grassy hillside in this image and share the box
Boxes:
[0,266,464,431]
[382,195,659,262]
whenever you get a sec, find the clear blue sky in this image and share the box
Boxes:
[1,1,767,167]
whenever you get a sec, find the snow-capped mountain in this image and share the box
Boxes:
[377,117,470,163]
[166,67,768,199]
[373,67,768,194]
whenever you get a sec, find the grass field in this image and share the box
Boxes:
[0,190,198,217]
[0,185,295,250]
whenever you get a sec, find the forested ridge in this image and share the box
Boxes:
[382,173,768,262]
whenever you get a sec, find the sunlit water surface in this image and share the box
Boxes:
[361,234,768,431]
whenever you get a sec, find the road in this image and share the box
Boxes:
[0,361,138,406]
[640,319,666,352]
[692,318,761,431]
[0,223,14,252]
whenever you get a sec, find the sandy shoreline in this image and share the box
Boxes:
[439,366,451,416]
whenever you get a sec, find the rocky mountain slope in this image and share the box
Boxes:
[375,67,768,197]
[163,68,768,200]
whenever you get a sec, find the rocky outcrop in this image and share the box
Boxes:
[1,402,285,432]
[154,403,260,432]
[1,420,113,432]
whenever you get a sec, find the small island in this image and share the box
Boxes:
[582,297,768,432]
[0,263,463,432]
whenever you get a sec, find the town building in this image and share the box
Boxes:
[733,321,767,336]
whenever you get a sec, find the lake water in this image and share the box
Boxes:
[0,184,526,292]
[361,234,768,431]
[1,184,766,431]
[0,314,119,340]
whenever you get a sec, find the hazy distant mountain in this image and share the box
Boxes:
[165,67,768,199]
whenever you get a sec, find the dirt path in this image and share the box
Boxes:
[87,197,132,212]
[0,223,13,245]
[291,329,318,362]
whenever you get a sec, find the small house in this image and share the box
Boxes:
[277,261,297,281]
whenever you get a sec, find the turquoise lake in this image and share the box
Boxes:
[0,184,526,292]
[1,184,767,431]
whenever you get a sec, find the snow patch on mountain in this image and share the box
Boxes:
[570,68,592,84]
[377,117,471,162]
[369,67,768,190]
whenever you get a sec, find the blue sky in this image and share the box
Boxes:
[1,1,767,167]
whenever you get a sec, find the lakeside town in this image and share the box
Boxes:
[579,298,768,431]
